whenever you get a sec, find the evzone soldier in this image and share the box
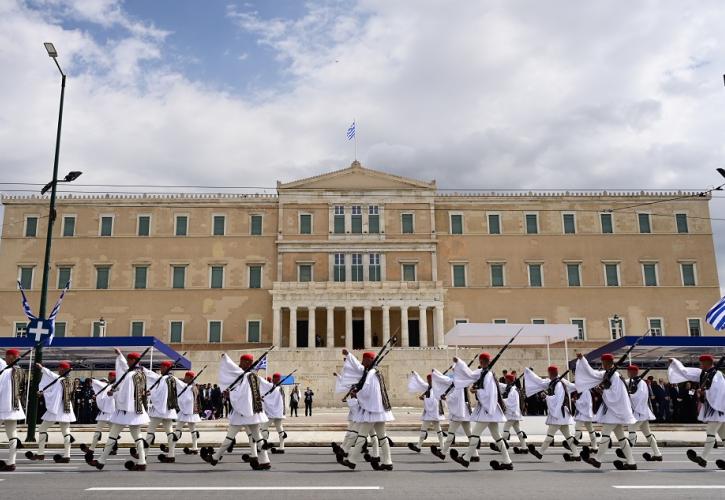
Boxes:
[449,353,514,471]
[338,351,394,471]
[571,387,600,454]
[668,354,725,469]
[496,373,529,455]
[161,370,202,461]
[200,353,273,470]
[26,361,76,463]
[137,360,179,460]
[429,367,479,462]
[86,350,151,471]
[623,364,662,462]
[576,353,638,470]
[407,371,446,453]
[0,349,26,472]
[524,366,580,462]
[81,371,117,460]
[261,372,287,454]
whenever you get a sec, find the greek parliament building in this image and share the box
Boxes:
[0,162,720,402]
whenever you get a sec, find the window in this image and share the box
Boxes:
[172,266,186,289]
[210,266,224,289]
[488,214,501,235]
[57,266,71,289]
[208,321,222,343]
[368,206,380,233]
[600,213,613,234]
[248,265,262,288]
[14,322,27,338]
[688,318,702,337]
[25,216,38,237]
[604,263,620,287]
[134,266,148,289]
[401,213,414,234]
[96,266,110,289]
[299,214,312,234]
[528,263,542,287]
[454,319,469,325]
[493,319,507,324]
[648,318,663,336]
[247,320,261,343]
[676,213,689,234]
[137,215,150,236]
[351,253,363,281]
[642,263,658,286]
[250,215,263,235]
[452,264,466,287]
[54,322,66,338]
[609,317,625,339]
[62,215,75,237]
[566,263,581,287]
[532,319,546,325]
[130,321,144,337]
[681,263,696,286]
[92,320,105,337]
[298,264,312,282]
[213,215,226,236]
[169,321,183,343]
[334,206,345,234]
[638,213,651,233]
[562,213,576,234]
[100,216,113,236]
[450,214,463,234]
[369,254,381,281]
[571,319,586,340]
[175,215,188,236]
[351,206,362,233]
[525,213,538,234]
[18,266,34,290]
[333,253,346,282]
[490,264,505,287]
[402,263,416,282]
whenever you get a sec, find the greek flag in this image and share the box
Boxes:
[17,280,70,344]
[17,280,37,322]
[706,296,725,331]
[346,121,355,140]
[255,355,268,371]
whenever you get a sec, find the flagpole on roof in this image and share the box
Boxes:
[354,117,357,160]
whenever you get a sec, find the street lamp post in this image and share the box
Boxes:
[26,43,82,441]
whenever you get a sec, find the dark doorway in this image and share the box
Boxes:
[297,320,309,348]
[352,320,365,350]
[408,319,420,347]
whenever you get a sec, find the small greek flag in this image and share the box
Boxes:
[17,281,37,322]
[256,355,268,371]
[17,280,70,345]
[706,296,725,331]
[346,121,355,140]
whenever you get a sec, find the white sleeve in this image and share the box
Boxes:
[407,371,429,393]
[574,357,605,392]
[523,368,549,397]
[667,359,701,384]
[452,359,479,387]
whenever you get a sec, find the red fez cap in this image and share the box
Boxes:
[273,372,282,380]
[185,371,195,378]
[627,364,639,373]
[58,361,71,370]
[160,360,174,369]
[426,373,433,382]
[505,373,515,383]
[479,352,491,361]
[127,352,141,361]
[6,348,20,357]
[601,353,614,362]
[240,354,254,362]
[547,365,559,373]
[363,352,376,361]
[699,354,714,363]
[108,371,116,378]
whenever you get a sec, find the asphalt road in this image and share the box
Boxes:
[2,446,724,500]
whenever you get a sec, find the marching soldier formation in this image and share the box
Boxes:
[1,340,724,474]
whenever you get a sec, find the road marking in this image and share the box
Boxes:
[88,486,382,492]
[613,486,725,489]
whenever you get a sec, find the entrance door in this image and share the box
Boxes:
[297,320,309,348]
[408,319,420,347]
[352,320,365,350]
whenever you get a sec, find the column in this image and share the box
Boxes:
[289,307,297,348]
[418,306,428,347]
[434,305,445,347]
[345,306,353,350]
[363,306,372,348]
[400,306,409,347]
[307,306,316,348]
[326,306,335,348]
[272,306,281,347]
[381,305,391,345]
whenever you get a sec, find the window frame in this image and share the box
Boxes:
[687,318,702,337]
[599,212,614,234]
[487,212,502,235]
[333,253,346,282]
[489,262,506,287]
[637,212,652,234]
[603,262,621,287]
[527,262,543,287]
[401,213,415,234]
[647,317,664,336]
[137,214,151,237]
[368,253,382,282]
[247,319,262,343]
[641,262,659,287]
[14,321,28,338]
[208,320,223,343]
[133,265,148,289]
[609,317,626,339]
[212,214,226,236]
[492,318,508,324]
[24,215,39,238]
[249,214,263,236]
[175,214,189,236]
[99,214,114,237]
[171,265,187,289]
[248,264,263,289]
[209,265,225,289]
[130,321,145,338]
[562,212,576,234]
[298,263,313,282]
[566,262,581,287]
[570,318,586,340]
[333,205,345,234]
[299,213,313,235]
[680,262,697,286]
[351,205,363,234]
[18,266,35,290]
[62,214,76,237]
[401,262,417,282]
[451,263,467,287]
[675,212,689,234]
[95,265,111,290]
[351,253,364,282]
[525,212,539,235]
[368,205,380,234]
[56,265,72,289]
[449,212,464,235]
[54,321,67,338]
[531,318,546,325]
[169,320,184,343]
[454,318,469,325]
[92,320,106,338]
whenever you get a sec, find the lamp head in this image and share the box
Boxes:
[44,43,58,58]
[63,171,82,182]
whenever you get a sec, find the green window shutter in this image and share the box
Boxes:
[605,264,619,286]
[488,214,501,234]
[300,214,312,234]
[299,265,312,282]
[250,215,263,235]
[96,266,110,289]
[402,214,414,234]
[63,217,75,237]
[249,266,262,288]
[638,213,651,233]
[138,216,150,236]
[681,264,696,286]
[213,216,225,236]
[172,266,185,288]
[451,215,463,234]
[563,214,576,234]
[643,264,657,286]
[131,322,144,337]
[529,264,542,287]
[248,321,261,343]
[676,213,688,234]
[25,217,38,237]
[600,213,613,233]
[209,321,222,343]
[170,321,183,343]
[211,266,224,288]
[491,265,504,287]
[175,216,188,236]
[54,322,66,338]
[134,266,147,289]
[57,267,71,289]
[453,265,466,287]
[525,214,538,234]
[368,214,379,234]
[567,264,581,287]
[100,217,113,236]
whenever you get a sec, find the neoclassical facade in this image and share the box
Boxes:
[0,162,720,351]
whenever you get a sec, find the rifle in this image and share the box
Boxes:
[701,355,725,390]
[96,346,152,396]
[502,371,526,398]
[147,352,188,392]
[226,346,275,392]
[0,348,33,375]
[176,365,208,398]
[263,369,297,397]
[473,327,524,389]
[600,331,650,389]
[353,331,399,392]
[441,354,480,398]
[39,366,76,392]
[540,370,571,397]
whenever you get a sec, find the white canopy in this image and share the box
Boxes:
[445,323,578,346]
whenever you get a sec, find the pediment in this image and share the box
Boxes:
[277,161,435,191]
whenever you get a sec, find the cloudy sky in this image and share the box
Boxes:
[1,0,724,289]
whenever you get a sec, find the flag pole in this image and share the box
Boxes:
[354,118,357,160]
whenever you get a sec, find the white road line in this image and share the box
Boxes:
[613,486,725,489]
[88,486,382,492]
